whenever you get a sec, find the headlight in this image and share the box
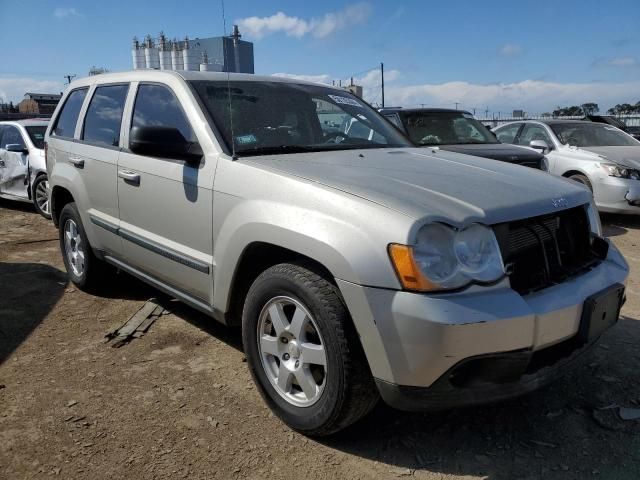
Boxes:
[600,163,640,180]
[389,223,505,292]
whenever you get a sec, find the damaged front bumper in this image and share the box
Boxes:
[338,242,628,411]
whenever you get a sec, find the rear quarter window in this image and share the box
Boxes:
[52,88,89,138]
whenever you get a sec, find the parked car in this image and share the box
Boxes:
[494,120,640,213]
[46,71,628,436]
[379,108,546,169]
[583,115,640,141]
[0,119,50,217]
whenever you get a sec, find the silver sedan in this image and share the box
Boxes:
[494,119,640,213]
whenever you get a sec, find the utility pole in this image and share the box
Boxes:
[454,102,460,110]
[64,74,76,85]
[380,62,385,108]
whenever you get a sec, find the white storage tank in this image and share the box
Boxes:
[182,36,197,71]
[158,33,172,70]
[171,39,184,70]
[132,37,145,70]
[144,35,160,69]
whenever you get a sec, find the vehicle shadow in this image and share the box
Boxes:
[601,212,640,237]
[0,262,67,364]
[319,316,640,479]
[0,198,35,215]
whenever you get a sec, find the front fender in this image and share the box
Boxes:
[212,195,410,311]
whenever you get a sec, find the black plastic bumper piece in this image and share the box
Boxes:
[376,336,598,412]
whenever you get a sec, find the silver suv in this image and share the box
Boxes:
[46,71,628,436]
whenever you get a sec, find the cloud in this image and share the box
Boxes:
[383,79,640,113]
[0,77,64,104]
[608,57,637,67]
[236,2,371,39]
[499,44,522,56]
[54,7,82,18]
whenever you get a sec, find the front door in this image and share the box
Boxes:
[117,83,215,304]
[0,125,29,199]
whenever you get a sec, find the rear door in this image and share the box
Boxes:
[0,125,29,199]
[74,83,129,256]
[117,82,214,304]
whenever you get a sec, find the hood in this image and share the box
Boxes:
[437,143,543,168]
[245,148,591,226]
[579,146,640,169]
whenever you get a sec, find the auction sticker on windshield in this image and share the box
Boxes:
[328,95,362,107]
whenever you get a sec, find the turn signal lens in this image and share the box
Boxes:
[388,244,438,291]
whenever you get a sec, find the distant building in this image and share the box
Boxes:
[18,93,62,115]
[131,26,254,73]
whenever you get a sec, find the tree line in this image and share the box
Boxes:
[543,101,640,117]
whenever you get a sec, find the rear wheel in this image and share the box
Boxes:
[568,173,593,192]
[32,175,51,219]
[242,263,378,436]
[58,202,106,290]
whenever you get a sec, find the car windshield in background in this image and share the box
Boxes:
[400,111,498,146]
[190,81,412,156]
[550,123,639,147]
[25,126,46,149]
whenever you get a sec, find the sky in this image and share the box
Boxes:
[0,0,639,116]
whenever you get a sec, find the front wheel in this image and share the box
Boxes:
[242,263,378,436]
[32,175,51,219]
[568,173,593,192]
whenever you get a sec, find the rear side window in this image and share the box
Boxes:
[82,84,129,147]
[495,123,521,144]
[131,84,196,143]
[53,88,88,138]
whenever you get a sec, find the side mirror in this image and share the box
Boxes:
[129,126,203,163]
[5,144,28,153]
[529,139,551,154]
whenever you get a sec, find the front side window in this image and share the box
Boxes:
[131,84,196,144]
[517,124,553,147]
[550,123,640,147]
[25,126,47,149]
[1,126,25,149]
[190,81,411,156]
[82,84,129,147]
[53,88,88,138]
[495,123,522,144]
[399,111,498,146]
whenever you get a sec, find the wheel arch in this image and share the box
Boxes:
[50,185,75,227]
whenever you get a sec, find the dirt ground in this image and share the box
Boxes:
[1,198,639,480]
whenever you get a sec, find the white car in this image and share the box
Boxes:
[494,120,640,214]
[0,120,50,217]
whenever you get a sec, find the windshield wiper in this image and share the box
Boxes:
[236,145,320,157]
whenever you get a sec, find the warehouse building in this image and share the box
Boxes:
[18,93,62,115]
[131,26,254,73]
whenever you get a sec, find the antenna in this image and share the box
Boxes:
[221,0,237,160]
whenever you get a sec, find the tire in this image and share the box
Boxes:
[242,262,379,436]
[32,174,51,219]
[58,202,105,290]
[568,173,593,192]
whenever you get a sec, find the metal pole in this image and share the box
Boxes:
[381,62,385,108]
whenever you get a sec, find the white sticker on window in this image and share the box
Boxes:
[462,113,473,119]
[328,94,362,107]
[235,134,257,145]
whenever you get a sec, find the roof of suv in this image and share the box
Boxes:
[64,70,345,90]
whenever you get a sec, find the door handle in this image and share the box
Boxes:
[69,156,85,169]
[118,169,141,186]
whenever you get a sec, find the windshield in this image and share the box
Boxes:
[190,81,412,156]
[400,111,498,146]
[25,126,46,149]
[550,123,639,147]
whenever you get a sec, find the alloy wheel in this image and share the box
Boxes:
[63,219,85,277]
[257,296,327,407]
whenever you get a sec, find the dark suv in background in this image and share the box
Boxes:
[380,108,545,170]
